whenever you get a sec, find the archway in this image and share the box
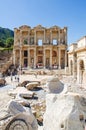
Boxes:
[52,51,57,57]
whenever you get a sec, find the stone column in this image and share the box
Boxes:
[44,29,45,43]
[28,48,30,68]
[64,27,67,44]
[58,47,61,69]
[20,31,22,45]
[65,50,67,67]
[43,48,46,68]
[28,31,30,45]
[59,29,60,44]
[57,30,58,44]
[20,49,22,69]
[35,30,36,45]
[57,48,59,68]
[34,48,36,68]
[50,30,52,44]
[73,53,77,79]
[68,58,70,74]
[77,61,81,84]
[50,48,52,68]
[65,50,67,74]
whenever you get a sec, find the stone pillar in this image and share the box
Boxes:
[65,50,67,74]
[20,49,22,69]
[57,48,59,68]
[43,48,46,68]
[73,54,77,79]
[28,31,30,45]
[77,60,79,83]
[20,31,22,46]
[50,30,52,44]
[59,29,60,44]
[50,48,52,68]
[28,48,30,68]
[44,29,45,43]
[65,50,67,67]
[34,48,36,68]
[64,27,67,44]
[35,30,36,45]
[58,47,61,69]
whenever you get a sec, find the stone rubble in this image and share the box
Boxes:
[43,76,86,130]
[0,100,38,130]
[0,74,86,130]
[8,86,35,98]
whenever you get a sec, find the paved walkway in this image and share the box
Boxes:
[5,74,53,87]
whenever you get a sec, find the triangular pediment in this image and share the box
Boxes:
[34,25,45,30]
[19,25,31,30]
[51,25,60,29]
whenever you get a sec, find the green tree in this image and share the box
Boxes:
[6,37,14,47]
[0,39,5,47]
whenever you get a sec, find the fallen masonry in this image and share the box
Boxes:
[0,75,86,130]
[0,100,38,130]
[43,92,86,130]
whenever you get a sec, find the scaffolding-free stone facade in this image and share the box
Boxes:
[13,25,67,69]
[68,36,86,84]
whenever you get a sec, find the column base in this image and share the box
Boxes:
[58,66,61,69]
[43,66,46,69]
[65,66,68,75]
[34,66,36,69]
[28,66,31,69]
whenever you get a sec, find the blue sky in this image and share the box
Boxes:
[0,0,86,45]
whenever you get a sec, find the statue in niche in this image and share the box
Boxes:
[30,37,34,44]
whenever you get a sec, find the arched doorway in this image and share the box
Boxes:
[79,60,84,84]
[70,60,73,75]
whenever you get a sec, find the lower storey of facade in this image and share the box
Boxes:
[13,45,67,69]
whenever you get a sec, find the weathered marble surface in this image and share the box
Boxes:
[0,100,38,130]
[44,92,86,130]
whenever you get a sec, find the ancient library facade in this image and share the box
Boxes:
[13,25,67,69]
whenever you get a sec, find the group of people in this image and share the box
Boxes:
[11,75,20,82]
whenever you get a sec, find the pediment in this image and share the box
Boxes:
[19,25,31,30]
[51,25,60,29]
[34,25,45,30]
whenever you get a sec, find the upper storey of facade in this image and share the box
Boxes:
[14,25,67,47]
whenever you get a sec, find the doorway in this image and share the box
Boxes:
[24,59,28,67]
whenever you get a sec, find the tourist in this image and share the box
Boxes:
[11,76,13,82]
[17,77,19,82]
[15,76,16,81]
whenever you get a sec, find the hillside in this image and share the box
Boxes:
[0,27,14,47]
[0,27,14,40]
